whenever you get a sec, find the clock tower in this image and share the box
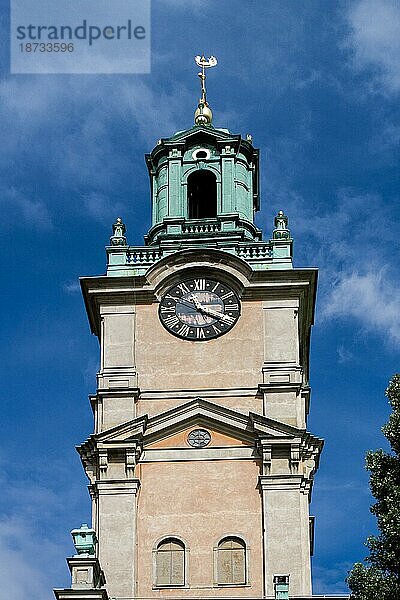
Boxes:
[54,58,326,600]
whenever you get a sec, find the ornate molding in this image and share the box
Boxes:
[94,479,141,496]
[257,440,272,475]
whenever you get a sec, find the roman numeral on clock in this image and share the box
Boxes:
[160,306,175,314]
[177,324,191,337]
[222,314,235,325]
[163,315,180,328]
[160,278,240,340]
[226,303,239,311]
[177,282,190,294]
[221,291,234,300]
[193,279,206,290]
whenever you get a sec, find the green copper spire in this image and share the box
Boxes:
[104,58,294,276]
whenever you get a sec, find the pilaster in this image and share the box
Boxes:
[259,474,312,598]
[221,144,235,213]
[98,303,137,389]
[167,149,183,216]
[91,388,140,433]
[94,479,140,600]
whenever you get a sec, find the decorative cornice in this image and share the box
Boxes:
[259,474,304,491]
[80,267,317,338]
[54,590,109,599]
[78,398,322,498]
[80,397,322,455]
[93,479,141,496]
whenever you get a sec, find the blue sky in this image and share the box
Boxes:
[0,0,399,597]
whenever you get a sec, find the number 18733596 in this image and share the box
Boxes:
[20,42,74,52]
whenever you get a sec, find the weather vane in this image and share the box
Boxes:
[195,54,217,105]
[194,54,217,126]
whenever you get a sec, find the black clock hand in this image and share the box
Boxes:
[182,296,224,320]
[186,295,229,322]
[176,297,198,310]
[197,304,234,323]
[196,304,222,319]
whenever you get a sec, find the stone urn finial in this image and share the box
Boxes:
[110,217,127,246]
[272,210,291,240]
[71,524,97,556]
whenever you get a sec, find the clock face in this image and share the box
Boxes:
[159,277,240,340]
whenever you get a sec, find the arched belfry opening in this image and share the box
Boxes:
[187,170,217,219]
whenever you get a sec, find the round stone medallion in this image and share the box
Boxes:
[187,429,211,448]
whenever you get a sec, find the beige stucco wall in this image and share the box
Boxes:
[264,390,303,428]
[262,302,299,365]
[98,395,136,432]
[97,293,305,429]
[147,426,250,449]
[135,300,265,392]
[136,394,264,421]
[136,457,263,598]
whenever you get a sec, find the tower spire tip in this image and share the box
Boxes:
[194,54,217,126]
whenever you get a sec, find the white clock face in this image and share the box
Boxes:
[159,277,241,340]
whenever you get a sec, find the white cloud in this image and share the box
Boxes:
[322,270,400,344]
[312,562,352,595]
[0,518,51,600]
[347,0,400,94]
[316,479,368,493]
[337,345,355,364]
[262,169,400,345]
[82,191,126,224]
[0,461,79,600]
[0,75,192,232]
[0,186,52,230]
[369,122,400,154]
[63,280,81,294]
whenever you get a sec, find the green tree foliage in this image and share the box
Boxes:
[347,374,400,599]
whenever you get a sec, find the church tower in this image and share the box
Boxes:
[54,57,324,600]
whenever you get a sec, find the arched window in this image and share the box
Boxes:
[187,170,217,219]
[217,537,246,585]
[155,538,185,587]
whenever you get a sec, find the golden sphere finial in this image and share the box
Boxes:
[195,102,213,126]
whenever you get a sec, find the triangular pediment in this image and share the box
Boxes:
[144,398,253,445]
[94,414,148,444]
[147,423,252,450]
[146,126,257,166]
[249,412,305,438]
[90,399,306,448]
[167,125,240,145]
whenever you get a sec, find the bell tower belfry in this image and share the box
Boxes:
[144,119,261,245]
[54,57,325,600]
[146,55,259,240]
